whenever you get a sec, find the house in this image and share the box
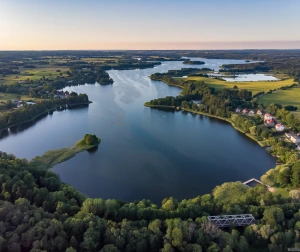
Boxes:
[257,110,264,116]
[242,108,249,114]
[291,134,300,144]
[264,113,273,120]
[286,133,300,144]
[275,123,285,132]
[235,107,242,113]
[191,100,201,105]
[264,119,275,127]
[248,109,256,116]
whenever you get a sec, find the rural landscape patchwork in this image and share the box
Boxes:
[1,1,300,251]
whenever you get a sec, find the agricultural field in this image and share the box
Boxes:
[185,76,296,95]
[81,57,120,63]
[258,86,300,117]
[1,66,69,85]
[0,93,33,102]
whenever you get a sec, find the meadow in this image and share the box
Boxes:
[0,93,33,102]
[258,86,300,117]
[185,76,296,95]
[2,66,69,85]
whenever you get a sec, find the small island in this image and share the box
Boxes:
[31,134,101,169]
[183,60,205,65]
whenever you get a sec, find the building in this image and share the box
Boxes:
[291,134,300,144]
[286,133,300,144]
[191,100,201,105]
[248,110,256,116]
[275,124,285,132]
[264,119,275,127]
[257,110,264,116]
[235,107,242,113]
[264,113,273,120]
[242,108,249,114]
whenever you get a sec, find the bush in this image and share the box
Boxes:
[84,134,99,145]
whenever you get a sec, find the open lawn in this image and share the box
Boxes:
[2,66,69,85]
[185,76,296,95]
[258,86,300,117]
[0,92,33,102]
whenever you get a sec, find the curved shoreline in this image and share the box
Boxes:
[144,104,267,148]
[0,101,92,135]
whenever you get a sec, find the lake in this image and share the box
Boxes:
[0,58,276,204]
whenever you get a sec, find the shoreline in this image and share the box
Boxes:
[144,104,268,148]
[0,101,92,134]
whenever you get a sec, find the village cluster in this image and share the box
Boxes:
[235,107,300,149]
[11,90,71,109]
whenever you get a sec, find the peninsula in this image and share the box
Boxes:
[30,134,101,169]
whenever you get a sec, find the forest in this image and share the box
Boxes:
[0,93,89,130]
[1,151,300,251]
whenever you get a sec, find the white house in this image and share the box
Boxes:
[275,124,285,132]
[291,134,300,144]
[257,110,264,116]
[248,110,256,116]
[235,107,242,113]
[242,108,249,114]
[264,113,273,120]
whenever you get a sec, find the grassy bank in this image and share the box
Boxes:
[30,134,101,169]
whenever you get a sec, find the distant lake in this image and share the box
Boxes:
[0,58,276,204]
[221,73,278,82]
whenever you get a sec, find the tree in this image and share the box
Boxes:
[212,182,248,205]
[263,207,284,228]
[162,243,174,252]
[100,244,120,252]
[223,245,233,252]
[162,197,178,211]
[289,190,300,202]
[171,227,183,248]
[82,222,101,251]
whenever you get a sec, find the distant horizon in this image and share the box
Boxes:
[1,1,300,50]
[1,41,300,51]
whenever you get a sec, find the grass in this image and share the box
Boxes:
[2,65,69,85]
[0,93,33,102]
[258,86,300,118]
[258,86,300,107]
[272,187,290,198]
[184,76,296,95]
[30,135,101,169]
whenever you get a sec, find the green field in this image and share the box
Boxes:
[1,66,69,85]
[258,86,300,117]
[185,76,296,95]
[81,57,120,62]
[0,92,33,102]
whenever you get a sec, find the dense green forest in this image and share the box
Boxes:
[0,93,89,130]
[1,152,300,251]
[183,60,205,65]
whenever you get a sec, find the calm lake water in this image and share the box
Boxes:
[0,58,276,204]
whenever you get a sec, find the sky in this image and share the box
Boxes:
[0,0,300,50]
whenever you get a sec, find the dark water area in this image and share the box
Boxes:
[0,58,276,204]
